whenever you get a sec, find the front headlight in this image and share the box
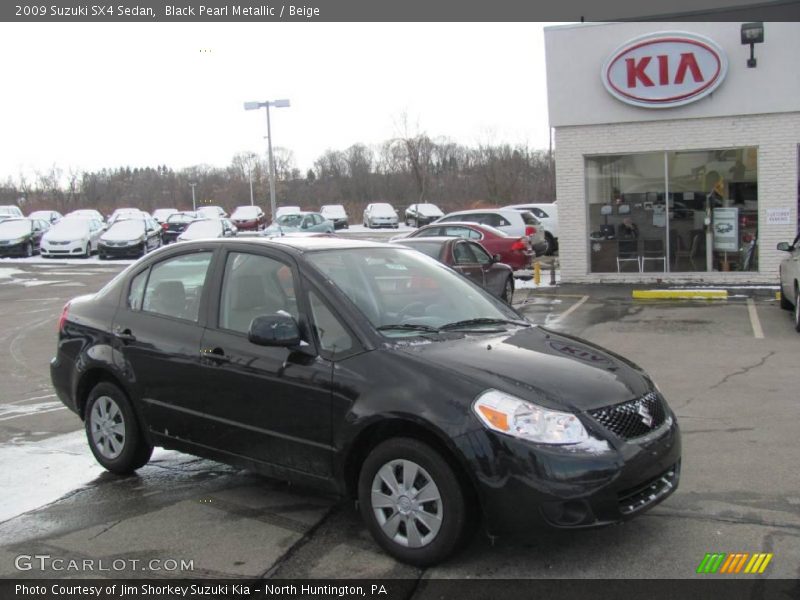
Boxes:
[473,389,589,445]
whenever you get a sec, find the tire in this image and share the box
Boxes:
[794,287,800,333]
[82,243,91,259]
[24,242,33,258]
[544,233,556,256]
[358,437,469,567]
[780,287,793,310]
[84,381,153,475]
[501,277,514,304]
[99,253,107,260]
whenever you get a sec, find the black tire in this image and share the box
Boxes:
[780,288,793,310]
[82,243,91,259]
[84,382,153,475]
[358,437,469,567]
[544,233,556,256]
[794,287,800,333]
[25,242,33,258]
[501,277,514,304]
[99,253,107,260]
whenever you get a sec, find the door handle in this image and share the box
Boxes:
[200,348,231,363]
[114,328,136,343]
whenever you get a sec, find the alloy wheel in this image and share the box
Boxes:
[795,288,800,332]
[371,459,443,548]
[89,395,126,459]
[503,278,514,304]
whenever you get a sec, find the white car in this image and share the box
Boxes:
[152,208,179,224]
[108,208,147,225]
[40,216,104,258]
[778,233,800,332]
[435,208,547,256]
[505,203,559,255]
[66,209,105,223]
[275,206,302,219]
[363,203,399,229]
[28,210,63,224]
[196,205,228,219]
[0,205,25,221]
[320,204,349,229]
[177,218,238,242]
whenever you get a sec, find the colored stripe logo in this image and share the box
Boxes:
[696,553,773,574]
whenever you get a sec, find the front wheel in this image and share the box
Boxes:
[794,288,800,333]
[358,438,469,567]
[780,287,793,310]
[501,277,514,304]
[84,382,153,474]
[24,242,33,258]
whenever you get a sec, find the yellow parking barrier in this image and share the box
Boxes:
[632,289,728,300]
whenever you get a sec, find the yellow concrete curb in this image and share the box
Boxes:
[632,289,728,300]
[776,291,782,301]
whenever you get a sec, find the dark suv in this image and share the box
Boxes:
[51,238,680,566]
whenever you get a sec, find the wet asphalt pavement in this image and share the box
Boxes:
[0,257,798,582]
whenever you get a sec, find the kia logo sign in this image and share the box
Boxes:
[602,32,728,108]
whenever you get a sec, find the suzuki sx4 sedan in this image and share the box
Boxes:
[51,238,680,566]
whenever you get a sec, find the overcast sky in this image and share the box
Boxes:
[0,22,557,181]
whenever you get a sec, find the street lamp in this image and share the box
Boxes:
[189,182,197,211]
[244,99,291,220]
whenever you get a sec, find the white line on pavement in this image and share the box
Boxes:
[747,298,765,339]
[556,295,590,321]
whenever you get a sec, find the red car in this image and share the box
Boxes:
[394,221,534,270]
[230,205,267,231]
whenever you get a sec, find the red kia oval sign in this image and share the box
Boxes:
[602,32,728,108]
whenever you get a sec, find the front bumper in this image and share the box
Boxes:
[369,219,398,228]
[233,220,261,231]
[0,241,30,256]
[454,414,681,534]
[99,242,144,258]
[41,240,86,256]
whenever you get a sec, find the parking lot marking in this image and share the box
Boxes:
[0,405,66,422]
[555,295,589,321]
[747,298,764,339]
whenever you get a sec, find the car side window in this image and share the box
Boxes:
[453,242,478,264]
[141,252,213,321]
[219,252,299,334]
[127,270,148,310]
[309,290,353,357]
[469,243,493,265]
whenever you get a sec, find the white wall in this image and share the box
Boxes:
[546,22,800,128]
[555,113,799,283]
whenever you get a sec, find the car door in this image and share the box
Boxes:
[111,249,215,443]
[144,218,161,250]
[31,220,46,250]
[451,240,485,288]
[196,248,336,477]
[468,241,506,296]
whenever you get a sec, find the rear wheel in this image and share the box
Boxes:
[82,243,91,259]
[84,382,152,474]
[358,437,469,567]
[544,233,556,256]
[794,287,800,333]
[501,277,514,304]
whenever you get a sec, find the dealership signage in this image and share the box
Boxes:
[713,208,739,252]
[602,32,728,108]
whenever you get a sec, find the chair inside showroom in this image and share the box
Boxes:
[641,238,666,272]
[616,239,641,272]
[674,233,700,270]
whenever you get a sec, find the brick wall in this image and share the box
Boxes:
[555,112,800,283]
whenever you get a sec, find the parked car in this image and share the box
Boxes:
[404,203,444,227]
[0,205,24,221]
[51,237,681,566]
[505,203,559,255]
[363,203,399,228]
[275,206,302,219]
[435,208,547,256]
[230,205,267,231]
[391,221,534,271]
[98,217,162,259]
[196,205,228,219]
[778,234,800,332]
[152,208,179,224]
[320,204,349,229]
[264,212,335,235]
[395,236,515,303]
[177,218,238,242]
[28,210,63,224]
[108,208,147,226]
[0,218,49,257]
[66,209,106,224]
[40,216,104,258]
[161,211,200,244]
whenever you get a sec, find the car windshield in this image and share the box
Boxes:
[183,220,222,237]
[276,214,304,227]
[232,206,260,219]
[0,220,31,237]
[306,247,521,337]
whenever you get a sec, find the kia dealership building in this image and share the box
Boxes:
[545,22,800,283]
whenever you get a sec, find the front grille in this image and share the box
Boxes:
[48,241,70,246]
[588,391,666,439]
[618,463,679,515]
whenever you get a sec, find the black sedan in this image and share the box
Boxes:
[51,238,680,566]
[97,218,162,259]
[396,237,515,304]
[0,218,49,257]
[161,211,200,244]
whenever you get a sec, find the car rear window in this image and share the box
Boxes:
[519,211,540,225]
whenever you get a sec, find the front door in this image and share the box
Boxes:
[451,240,485,288]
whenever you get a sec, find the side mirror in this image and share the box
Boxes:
[248,313,301,347]
[492,254,502,263]
[777,242,792,252]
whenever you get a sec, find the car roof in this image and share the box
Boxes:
[443,208,517,215]
[396,236,455,244]
[174,236,394,254]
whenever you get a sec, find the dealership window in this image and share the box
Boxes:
[586,148,758,273]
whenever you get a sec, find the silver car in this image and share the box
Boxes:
[363,203,399,229]
[778,234,800,331]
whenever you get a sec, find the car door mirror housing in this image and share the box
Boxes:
[777,242,791,252]
[248,314,302,347]
[492,254,502,263]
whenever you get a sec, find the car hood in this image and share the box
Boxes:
[391,325,653,412]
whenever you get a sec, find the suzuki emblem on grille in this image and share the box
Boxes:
[637,404,654,427]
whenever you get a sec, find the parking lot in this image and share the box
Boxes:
[0,260,798,583]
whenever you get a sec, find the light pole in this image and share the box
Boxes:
[248,163,254,206]
[189,182,197,211]
[244,99,290,220]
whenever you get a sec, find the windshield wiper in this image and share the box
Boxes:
[438,317,530,331]
[376,323,441,333]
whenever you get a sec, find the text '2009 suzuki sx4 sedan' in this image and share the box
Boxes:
[51,237,680,566]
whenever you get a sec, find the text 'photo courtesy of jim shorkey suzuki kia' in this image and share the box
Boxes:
[50,237,681,565]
